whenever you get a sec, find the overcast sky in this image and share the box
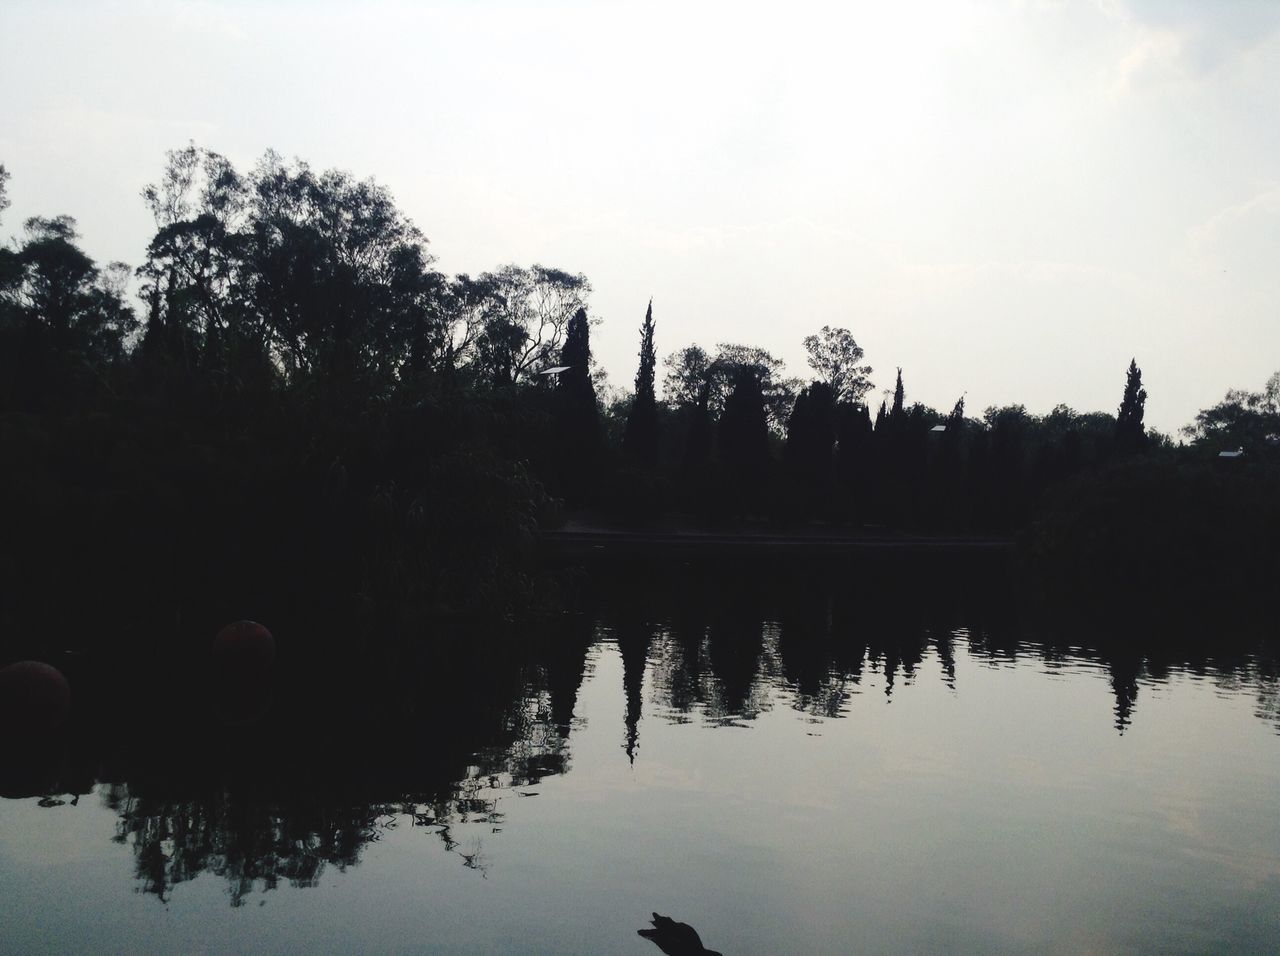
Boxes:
[2,0,1277,433]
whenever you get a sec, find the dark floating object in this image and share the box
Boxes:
[212,620,277,675]
[638,913,723,956]
[211,621,276,727]
[0,660,72,732]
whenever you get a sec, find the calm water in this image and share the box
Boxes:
[2,568,1279,954]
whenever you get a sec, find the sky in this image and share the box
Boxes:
[1,0,1278,434]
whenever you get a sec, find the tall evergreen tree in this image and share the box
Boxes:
[558,307,594,401]
[785,382,835,483]
[719,367,771,480]
[556,306,602,495]
[891,367,905,419]
[1115,358,1147,453]
[622,299,659,466]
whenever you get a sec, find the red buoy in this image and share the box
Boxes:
[212,620,277,675]
[0,661,72,732]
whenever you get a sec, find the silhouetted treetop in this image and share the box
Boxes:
[623,299,659,465]
[1115,358,1147,454]
[0,164,11,226]
[662,344,712,407]
[1182,370,1280,452]
[474,264,590,386]
[803,326,873,404]
[662,342,797,432]
[0,215,136,363]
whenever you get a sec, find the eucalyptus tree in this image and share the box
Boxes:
[662,342,797,432]
[1,215,136,360]
[138,144,250,365]
[0,215,136,408]
[240,152,438,390]
[471,264,590,386]
[802,325,873,405]
[1183,370,1280,452]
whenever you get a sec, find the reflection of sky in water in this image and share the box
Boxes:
[2,629,1278,955]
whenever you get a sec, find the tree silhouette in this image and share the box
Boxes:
[802,326,873,404]
[664,342,797,434]
[1115,358,1147,454]
[784,381,836,511]
[1182,370,1279,452]
[1,216,136,369]
[474,264,590,386]
[718,366,772,511]
[555,306,602,495]
[622,299,659,466]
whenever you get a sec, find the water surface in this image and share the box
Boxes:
[2,573,1278,954]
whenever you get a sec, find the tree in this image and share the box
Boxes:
[622,299,659,465]
[0,215,137,409]
[2,216,136,358]
[240,152,436,387]
[0,163,10,227]
[662,344,712,407]
[718,365,771,481]
[802,326,873,404]
[1115,358,1147,453]
[555,306,602,491]
[558,306,595,405]
[1183,371,1280,452]
[423,273,503,375]
[785,381,836,496]
[138,145,249,366]
[473,264,590,385]
[662,342,797,432]
[834,401,875,515]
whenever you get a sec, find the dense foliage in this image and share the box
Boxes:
[1,145,1276,648]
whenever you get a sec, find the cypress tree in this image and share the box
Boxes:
[719,367,771,479]
[1115,358,1147,453]
[622,299,659,466]
[558,307,595,405]
[556,307,601,493]
[785,382,835,481]
[831,402,876,524]
[891,368,905,419]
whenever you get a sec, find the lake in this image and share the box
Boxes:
[1,559,1278,954]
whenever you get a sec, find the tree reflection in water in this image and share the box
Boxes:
[10,556,1279,906]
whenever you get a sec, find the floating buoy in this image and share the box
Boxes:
[0,660,72,732]
[212,620,276,675]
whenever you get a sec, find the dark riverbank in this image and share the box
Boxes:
[539,518,1011,560]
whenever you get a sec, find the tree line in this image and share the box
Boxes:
[1,147,1277,639]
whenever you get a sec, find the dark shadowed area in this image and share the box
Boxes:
[2,557,1277,954]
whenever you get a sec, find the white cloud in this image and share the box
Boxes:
[1101,0,1280,91]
